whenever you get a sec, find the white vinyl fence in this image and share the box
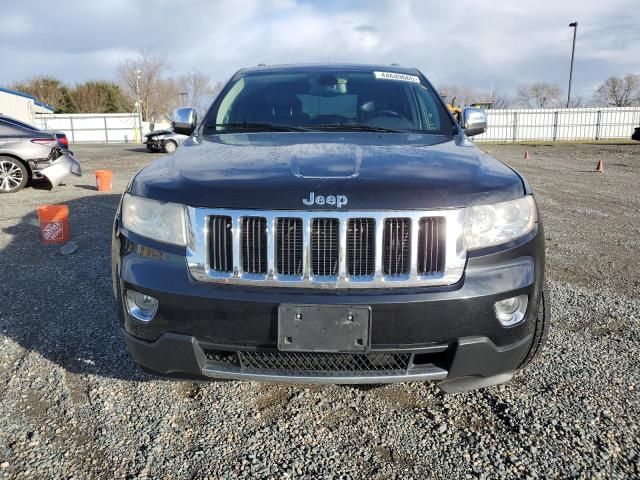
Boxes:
[34,113,142,144]
[34,108,640,144]
[475,107,640,142]
[33,113,169,144]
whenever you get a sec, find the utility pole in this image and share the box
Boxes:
[567,21,578,108]
[135,69,143,143]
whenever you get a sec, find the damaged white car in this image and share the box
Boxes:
[0,115,81,193]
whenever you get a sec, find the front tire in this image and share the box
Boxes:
[0,157,28,193]
[518,285,550,368]
[163,140,177,154]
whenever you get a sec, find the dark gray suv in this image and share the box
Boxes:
[113,64,548,393]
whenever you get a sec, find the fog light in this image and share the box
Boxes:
[494,294,528,326]
[125,290,159,322]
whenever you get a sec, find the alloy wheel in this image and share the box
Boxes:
[0,160,24,192]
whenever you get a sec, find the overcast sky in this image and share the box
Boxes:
[1,0,638,99]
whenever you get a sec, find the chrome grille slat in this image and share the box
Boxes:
[311,218,339,277]
[347,218,375,277]
[187,208,467,288]
[241,216,267,274]
[383,218,410,276]
[418,217,446,275]
[276,218,303,276]
[209,216,233,272]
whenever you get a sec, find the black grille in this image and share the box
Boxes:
[418,217,446,275]
[311,218,339,276]
[204,350,239,365]
[347,218,375,276]
[276,218,303,275]
[241,217,267,274]
[209,216,233,272]
[383,218,411,276]
[239,351,411,374]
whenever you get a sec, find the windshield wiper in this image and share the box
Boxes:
[205,122,308,132]
[311,123,403,133]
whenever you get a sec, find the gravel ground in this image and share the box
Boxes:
[0,143,639,479]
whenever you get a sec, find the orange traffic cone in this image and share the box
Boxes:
[524,149,530,160]
[595,160,604,173]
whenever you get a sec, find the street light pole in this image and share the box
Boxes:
[135,69,143,143]
[567,21,578,108]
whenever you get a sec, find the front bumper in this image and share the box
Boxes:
[112,218,545,388]
[145,138,164,150]
[33,151,82,186]
[124,330,532,387]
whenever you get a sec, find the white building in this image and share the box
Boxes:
[0,87,54,124]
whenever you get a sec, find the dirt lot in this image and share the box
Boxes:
[0,143,639,479]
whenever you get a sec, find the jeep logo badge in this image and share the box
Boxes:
[302,192,348,208]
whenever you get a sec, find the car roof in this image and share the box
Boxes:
[0,115,39,130]
[237,63,421,76]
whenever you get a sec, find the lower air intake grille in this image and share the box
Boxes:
[209,216,233,272]
[383,218,411,276]
[418,217,446,275]
[311,218,339,276]
[347,218,375,276]
[276,218,303,275]
[242,217,267,274]
[204,350,239,365]
[239,351,411,374]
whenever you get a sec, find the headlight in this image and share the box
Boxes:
[465,196,537,250]
[122,193,187,246]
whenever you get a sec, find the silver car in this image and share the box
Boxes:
[0,116,81,193]
[144,128,188,154]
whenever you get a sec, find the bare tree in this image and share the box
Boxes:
[153,77,181,119]
[438,84,511,109]
[118,48,171,121]
[516,82,564,108]
[438,84,480,107]
[486,89,512,109]
[175,71,222,117]
[593,74,640,107]
[568,95,586,108]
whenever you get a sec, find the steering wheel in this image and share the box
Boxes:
[366,110,406,121]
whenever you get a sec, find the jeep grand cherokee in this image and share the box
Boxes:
[112,64,548,392]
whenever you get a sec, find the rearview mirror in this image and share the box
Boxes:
[172,108,197,136]
[461,107,487,137]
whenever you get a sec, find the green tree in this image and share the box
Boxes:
[70,81,134,113]
[10,76,73,113]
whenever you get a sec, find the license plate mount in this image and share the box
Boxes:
[278,305,371,352]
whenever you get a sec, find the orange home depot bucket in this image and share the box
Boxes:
[95,170,113,192]
[36,205,70,244]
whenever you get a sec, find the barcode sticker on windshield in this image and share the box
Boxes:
[373,71,420,83]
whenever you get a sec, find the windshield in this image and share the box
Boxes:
[203,69,455,134]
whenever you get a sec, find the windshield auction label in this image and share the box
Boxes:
[373,71,420,83]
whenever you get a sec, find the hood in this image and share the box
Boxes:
[130,132,524,210]
[147,129,172,136]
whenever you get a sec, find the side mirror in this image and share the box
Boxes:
[172,107,197,136]
[461,107,487,137]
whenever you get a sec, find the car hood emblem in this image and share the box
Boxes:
[302,192,348,208]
